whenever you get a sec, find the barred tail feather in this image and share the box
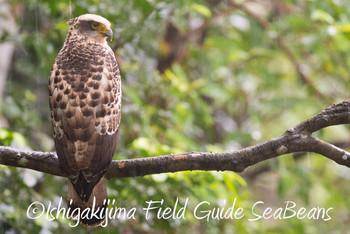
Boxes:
[67,177,107,226]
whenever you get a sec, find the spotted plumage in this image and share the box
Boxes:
[49,14,121,226]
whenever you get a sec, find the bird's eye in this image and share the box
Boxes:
[91,22,99,29]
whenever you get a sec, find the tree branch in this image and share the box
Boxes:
[0,101,350,179]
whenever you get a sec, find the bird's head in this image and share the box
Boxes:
[68,14,113,44]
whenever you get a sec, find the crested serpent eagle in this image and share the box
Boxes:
[49,14,121,226]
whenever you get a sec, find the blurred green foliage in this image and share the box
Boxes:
[0,0,350,233]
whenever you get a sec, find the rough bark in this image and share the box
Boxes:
[0,101,349,179]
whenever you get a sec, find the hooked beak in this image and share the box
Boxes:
[105,28,113,41]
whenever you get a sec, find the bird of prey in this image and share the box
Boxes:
[49,14,121,226]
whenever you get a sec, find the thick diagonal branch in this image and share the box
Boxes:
[0,101,349,179]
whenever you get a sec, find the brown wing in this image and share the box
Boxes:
[49,42,121,201]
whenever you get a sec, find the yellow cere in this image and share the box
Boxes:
[91,22,109,33]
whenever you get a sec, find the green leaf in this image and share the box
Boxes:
[336,24,350,33]
[190,3,211,17]
[311,9,334,24]
[134,0,153,15]
[12,132,27,148]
